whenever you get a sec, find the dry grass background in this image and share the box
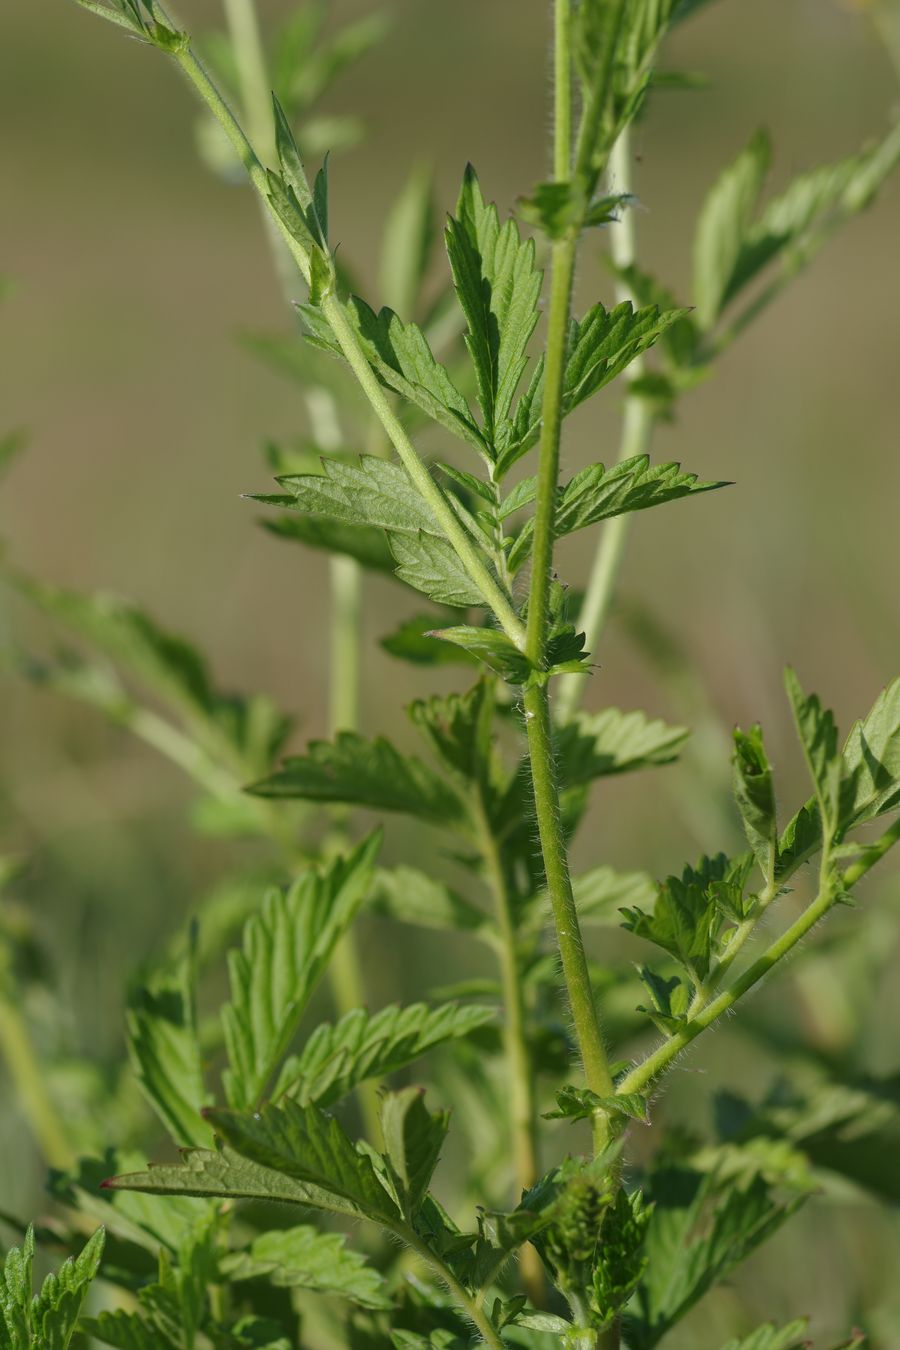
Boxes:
[1,1,899,1341]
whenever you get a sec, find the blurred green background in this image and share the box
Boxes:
[2,0,900,1343]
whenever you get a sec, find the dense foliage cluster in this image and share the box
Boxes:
[2,1,900,1347]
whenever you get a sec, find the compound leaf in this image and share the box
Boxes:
[221,1226,390,1310]
[624,1164,807,1349]
[381,1088,450,1219]
[445,165,542,453]
[556,708,689,788]
[268,454,442,538]
[249,732,467,827]
[784,668,841,838]
[508,454,725,572]
[222,834,381,1109]
[370,865,491,937]
[300,298,483,450]
[388,531,488,609]
[717,1322,810,1350]
[693,129,770,328]
[732,724,777,885]
[275,1002,495,1106]
[839,675,900,831]
[206,1100,401,1224]
[103,1146,381,1221]
[126,939,212,1148]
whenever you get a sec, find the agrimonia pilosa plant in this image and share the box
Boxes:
[3,1,900,1347]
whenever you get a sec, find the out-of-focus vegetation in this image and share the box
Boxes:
[1,1,899,1344]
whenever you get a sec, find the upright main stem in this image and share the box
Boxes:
[520,3,614,1158]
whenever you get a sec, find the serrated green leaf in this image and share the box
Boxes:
[408,681,496,781]
[389,531,487,609]
[221,834,381,1109]
[1,1227,105,1350]
[424,626,531,683]
[784,668,842,838]
[83,1308,169,1349]
[126,939,212,1148]
[624,1164,807,1349]
[300,297,484,450]
[717,1321,811,1350]
[206,1099,400,1223]
[732,724,777,884]
[16,576,291,774]
[221,1225,390,1309]
[261,508,397,573]
[275,1003,495,1106]
[693,129,770,328]
[702,120,900,336]
[497,304,686,475]
[556,707,689,788]
[381,1088,450,1219]
[636,966,691,1034]
[622,873,719,985]
[508,454,725,572]
[545,1085,648,1123]
[380,612,482,667]
[369,865,491,937]
[102,1145,378,1221]
[839,676,900,831]
[270,453,442,537]
[445,165,542,453]
[248,732,467,827]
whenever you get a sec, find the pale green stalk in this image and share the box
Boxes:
[556,125,655,723]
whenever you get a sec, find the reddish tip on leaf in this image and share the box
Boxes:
[99,1178,115,1189]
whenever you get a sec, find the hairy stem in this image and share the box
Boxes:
[524,687,613,1123]
[556,126,655,724]
[401,1226,505,1349]
[519,0,615,1161]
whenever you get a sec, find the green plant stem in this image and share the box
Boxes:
[0,980,74,1170]
[319,293,525,645]
[520,0,614,1161]
[168,32,523,643]
[616,860,840,1100]
[400,1226,504,1350]
[524,686,613,1123]
[556,126,654,724]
